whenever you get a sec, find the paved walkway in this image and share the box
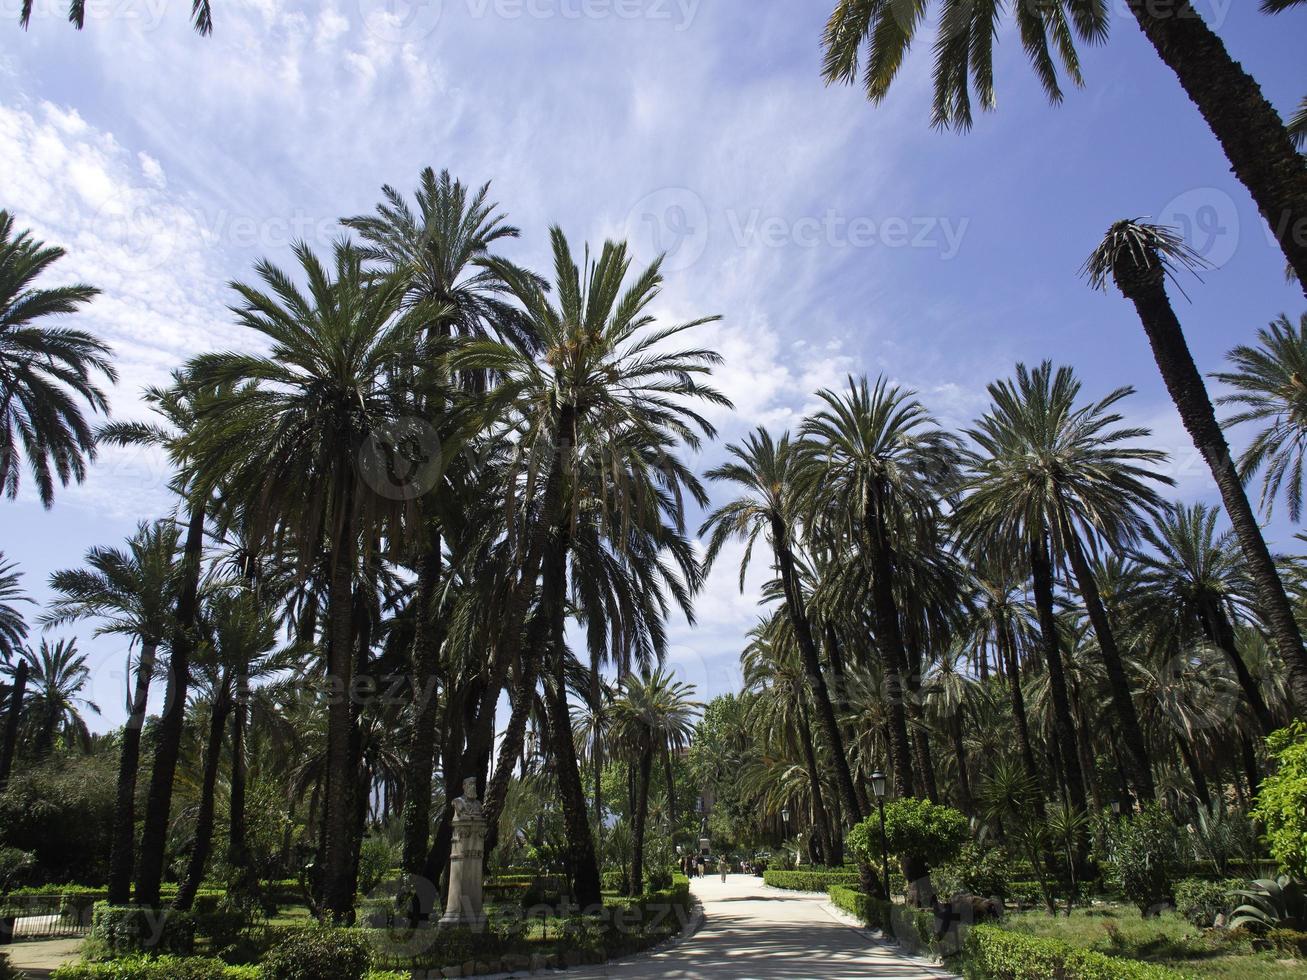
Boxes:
[4,936,84,978]
[565,875,955,979]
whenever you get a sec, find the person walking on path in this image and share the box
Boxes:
[718,856,729,883]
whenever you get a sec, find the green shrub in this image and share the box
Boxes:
[826,885,934,953]
[763,869,860,892]
[1105,806,1180,916]
[1173,877,1240,928]
[85,904,195,959]
[1267,928,1307,957]
[50,954,258,979]
[0,755,116,885]
[958,924,1189,979]
[933,843,1013,899]
[846,798,969,871]
[260,927,374,980]
[1254,722,1307,880]
[356,835,398,898]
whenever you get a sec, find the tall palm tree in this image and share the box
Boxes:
[797,375,963,804]
[819,2,1307,290]
[1085,219,1307,713]
[922,642,977,813]
[344,167,533,883]
[19,637,97,756]
[0,210,113,507]
[182,240,450,919]
[0,553,30,790]
[608,668,698,894]
[42,520,180,904]
[702,428,864,827]
[959,362,1170,806]
[1213,313,1307,521]
[1135,502,1276,735]
[468,227,727,906]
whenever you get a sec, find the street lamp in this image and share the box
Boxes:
[871,770,890,902]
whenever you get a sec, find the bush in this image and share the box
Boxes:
[933,843,1013,900]
[763,869,860,892]
[827,885,935,954]
[1254,722,1307,880]
[0,754,115,885]
[958,924,1190,979]
[50,954,258,979]
[1105,806,1180,916]
[260,927,374,980]
[846,798,968,873]
[85,904,195,959]
[356,835,398,898]
[1173,877,1240,928]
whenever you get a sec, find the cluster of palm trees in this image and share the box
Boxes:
[0,169,727,919]
[695,325,1307,888]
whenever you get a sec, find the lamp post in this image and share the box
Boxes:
[871,770,890,902]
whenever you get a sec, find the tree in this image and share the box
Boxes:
[846,797,967,906]
[19,637,98,756]
[0,554,30,791]
[1085,219,1307,713]
[183,241,450,919]
[702,428,864,826]
[1214,313,1307,522]
[959,361,1169,805]
[1252,721,1307,880]
[608,668,698,894]
[820,2,1307,291]
[0,210,112,508]
[42,520,180,904]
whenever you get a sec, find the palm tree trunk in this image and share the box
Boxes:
[1124,0,1307,293]
[1059,519,1157,802]
[175,674,234,911]
[228,686,251,893]
[631,745,653,894]
[401,531,443,880]
[772,519,866,823]
[136,501,205,907]
[109,642,156,905]
[797,700,836,865]
[998,620,1045,819]
[1029,533,1089,813]
[1203,604,1276,734]
[322,508,359,920]
[0,658,26,791]
[1112,268,1307,712]
[949,711,973,814]
[663,741,676,827]
[825,623,870,813]
[1176,735,1211,811]
[1240,734,1262,796]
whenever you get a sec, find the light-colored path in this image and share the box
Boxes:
[565,875,955,979]
[4,936,84,978]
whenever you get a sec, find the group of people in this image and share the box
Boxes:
[680,853,761,882]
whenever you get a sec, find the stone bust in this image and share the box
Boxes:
[453,776,483,819]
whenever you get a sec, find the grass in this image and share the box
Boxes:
[1003,905,1307,979]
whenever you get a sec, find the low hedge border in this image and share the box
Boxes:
[763,870,860,892]
[50,957,405,980]
[957,924,1192,980]
[827,885,935,956]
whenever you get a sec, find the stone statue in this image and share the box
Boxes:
[440,777,488,928]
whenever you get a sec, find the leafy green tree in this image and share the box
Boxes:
[1106,805,1181,916]
[847,797,967,906]
[0,210,112,508]
[1253,722,1307,880]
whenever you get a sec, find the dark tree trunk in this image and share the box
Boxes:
[772,518,865,824]
[797,701,836,866]
[175,674,233,911]
[109,643,155,905]
[631,746,653,894]
[0,658,26,791]
[825,623,869,814]
[228,684,251,892]
[1125,0,1307,293]
[321,517,358,920]
[1060,521,1156,802]
[401,532,443,879]
[1240,735,1262,796]
[1176,735,1211,811]
[1029,534,1088,813]
[1203,604,1276,734]
[136,502,205,907]
[999,620,1046,819]
[949,711,973,814]
[1111,263,1307,712]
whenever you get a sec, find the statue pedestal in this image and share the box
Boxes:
[439,812,487,929]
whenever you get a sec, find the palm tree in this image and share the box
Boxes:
[1213,313,1307,521]
[819,3,1307,290]
[0,210,112,508]
[1085,219,1307,713]
[468,227,727,905]
[922,642,977,813]
[0,553,30,790]
[702,428,864,827]
[42,520,180,904]
[20,637,97,755]
[797,375,963,804]
[608,668,698,894]
[20,0,213,34]
[1135,502,1276,735]
[959,362,1169,806]
[182,240,450,919]
[343,167,533,883]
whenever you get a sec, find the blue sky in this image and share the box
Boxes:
[2,0,1304,729]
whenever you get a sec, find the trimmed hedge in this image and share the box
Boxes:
[51,960,404,980]
[764,870,860,892]
[261,927,373,980]
[827,885,935,955]
[85,904,195,958]
[958,925,1192,980]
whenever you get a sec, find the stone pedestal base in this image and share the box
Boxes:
[439,812,487,929]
